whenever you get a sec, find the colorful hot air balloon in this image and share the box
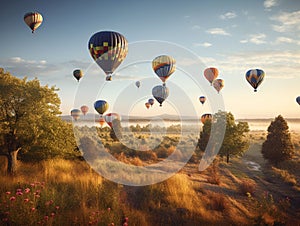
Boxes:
[94,100,109,116]
[245,69,265,92]
[71,109,81,121]
[201,113,212,124]
[148,98,155,106]
[296,96,300,105]
[88,31,128,80]
[152,85,169,107]
[135,81,141,88]
[104,113,121,128]
[152,55,176,85]
[99,117,106,127]
[204,67,218,85]
[80,105,89,115]
[73,69,83,82]
[199,96,206,105]
[212,79,224,93]
[24,12,43,33]
[145,102,150,109]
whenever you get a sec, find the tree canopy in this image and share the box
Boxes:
[262,115,294,164]
[0,69,78,174]
[198,111,249,163]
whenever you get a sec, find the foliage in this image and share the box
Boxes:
[262,115,294,164]
[0,69,78,173]
[197,111,250,163]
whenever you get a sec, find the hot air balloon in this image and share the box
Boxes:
[212,79,224,93]
[73,69,83,82]
[152,55,176,86]
[71,109,81,121]
[99,117,106,127]
[152,85,169,107]
[145,102,150,109]
[199,96,206,105]
[245,69,265,92]
[296,96,300,105]
[24,12,43,33]
[104,113,121,128]
[201,113,212,124]
[148,98,155,106]
[204,67,218,85]
[94,100,109,116]
[80,105,89,115]
[135,81,141,88]
[88,31,128,81]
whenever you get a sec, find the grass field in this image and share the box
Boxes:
[0,130,300,225]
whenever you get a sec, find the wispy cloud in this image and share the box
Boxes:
[240,34,267,45]
[249,33,267,44]
[264,0,278,10]
[220,11,237,20]
[194,42,212,47]
[271,10,300,32]
[275,36,300,45]
[192,25,201,30]
[206,28,230,36]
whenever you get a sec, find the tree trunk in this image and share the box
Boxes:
[7,149,20,175]
[226,153,230,163]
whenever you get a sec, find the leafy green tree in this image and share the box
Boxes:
[197,111,249,163]
[0,69,78,175]
[262,115,294,164]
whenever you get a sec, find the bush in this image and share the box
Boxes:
[239,179,256,195]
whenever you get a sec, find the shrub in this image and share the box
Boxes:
[239,179,256,195]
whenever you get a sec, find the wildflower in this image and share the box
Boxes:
[30,183,35,187]
[44,216,49,221]
[107,207,111,212]
[124,217,128,222]
[16,191,23,196]
[24,188,30,193]
[16,188,22,192]
[55,205,60,210]
[50,212,55,217]
[10,196,16,201]
[31,207,36,212]
[24,198,30,203]
[35,194,40,198]
[5,191,11,195]
[2,218,8,222]
[123,223,128,226]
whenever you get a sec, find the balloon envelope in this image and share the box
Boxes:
[94,100,109,115]
[104,113,121,128]
[152,85,169,107]
[80,105,89,115]
[71,109,81,121]
[212,79,224,93]
[148,98,155,106]
[152,55,176,84]
[145,102,150,109]
[73,69,83,82]
[135,81,141,88]
[296,96,300,105]
[201,113,212,124]
[199,96,206,105]
[88,31,128,79]
[24,12,43,33]
[245,69,265,92]
[204,67,218,85]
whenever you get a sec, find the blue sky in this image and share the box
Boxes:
[1,0,300,119]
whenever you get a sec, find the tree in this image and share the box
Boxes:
[262,115,294,164]
[197,111,249,163]
[0,69,78,175]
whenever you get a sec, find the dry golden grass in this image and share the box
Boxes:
[271,166,297,186]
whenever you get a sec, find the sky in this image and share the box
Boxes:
[0,0,300,119]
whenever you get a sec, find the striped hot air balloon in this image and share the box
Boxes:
[24,12,43,33]
[201,113,212,124]
[204,67,218,85]
[245,69,265,92]
[152,55,176,86]
[73,69,83,82]
[152,85,169,107]
[88,31,128,80]
[104,113,121,128]
[199,96,206,105]
[71,109,81,121]
[212,79,224,93]
[94,100,109,116]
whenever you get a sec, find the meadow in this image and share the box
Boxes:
[0,125,300,225]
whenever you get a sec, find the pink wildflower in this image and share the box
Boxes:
[50,212,55,217]
[5,191,11,195]
[9,196,16,201]
[55,205,60,210]
[24,198,30,203]
[107,207,111,212]
[44,216,49,221]
[16,191,23,196]
[31,207,36,212]
[24,188,30,193]
[123,223,128,226]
